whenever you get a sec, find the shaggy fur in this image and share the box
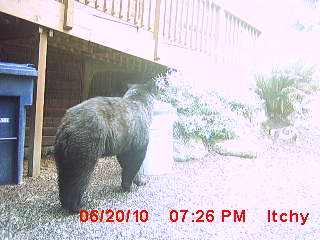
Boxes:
[54,84,154,213]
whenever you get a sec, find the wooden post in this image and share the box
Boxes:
[28,26,48,177]
[154,0,161,61]
[64,0,75,30]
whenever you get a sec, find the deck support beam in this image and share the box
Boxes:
[28,26,48,177]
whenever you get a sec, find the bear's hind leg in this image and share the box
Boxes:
[57,155,97,213]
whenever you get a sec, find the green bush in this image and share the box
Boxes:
[156,70,256,144]
[255,62,319,125]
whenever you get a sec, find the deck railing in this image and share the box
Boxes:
[60,0,261,64]
[222,11,260,65]
[67,0,159,32]
[161,0,219,54]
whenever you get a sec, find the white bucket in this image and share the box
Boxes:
[139,100,177,175]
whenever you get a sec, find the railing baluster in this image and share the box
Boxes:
[230,15,235,63]
[184,0,189,46]
[207,3,213,55]
[111,0,115,16]
[200,0,205,52]
[134,0,138,24]
[196,0,200,50]
[154,0,161,60]
[195,0,200,50]
[119,0,123,18]
[208,1,213,54]
[211,3,215,54]
[252,29,256,48]
[230,15,234,63]
[178,0,184,43]
[238,21,243,66]
[168,0,173,40]
[235,19,240,63]
[203,0,209,53]
[103,0,107,12]
[163,0,168,38]
[199,0,202,51]
[243,23,248,65]
[148,0,153,30]
[209,3,216,56]
[213,5,221,60]
[141,0,145,27]
[224,13,228,62]
[64,0,75,30]
[250,27,254,64]
[249,28,254,65]
[174,0,178,41]
[190,0,195,48]
[225,13,230,62]
[127,0,131,20]
[234,17,238,63]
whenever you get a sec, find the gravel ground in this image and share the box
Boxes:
[1,133,320,240]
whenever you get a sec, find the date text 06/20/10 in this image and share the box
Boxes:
[79,209,149,223]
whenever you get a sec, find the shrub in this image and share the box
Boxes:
[156,70,257,144]
[255,62,319,125]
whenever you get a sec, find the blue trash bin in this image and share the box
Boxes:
[0,62,37,185]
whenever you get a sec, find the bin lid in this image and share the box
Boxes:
[0,62,38,77]
[153,100,177,115]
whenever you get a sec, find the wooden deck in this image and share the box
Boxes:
[0,0,261,68]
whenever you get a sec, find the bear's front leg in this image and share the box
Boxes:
[117,148,147,192]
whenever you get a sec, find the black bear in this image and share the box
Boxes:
[54,84,154,213]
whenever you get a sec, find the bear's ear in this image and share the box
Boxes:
[125,81,158,99]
